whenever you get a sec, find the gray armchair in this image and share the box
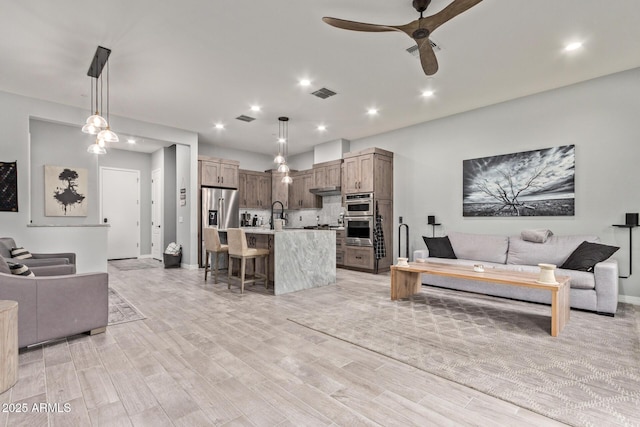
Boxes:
[0,237,76,268]
[0,255,107,348]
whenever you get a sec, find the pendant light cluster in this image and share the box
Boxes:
[82,46,118,155]
[274,117,293,184]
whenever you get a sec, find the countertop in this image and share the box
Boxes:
[218,227,342,235]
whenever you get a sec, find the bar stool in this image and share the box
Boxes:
[227,228,269,293]
[204,227,228,283]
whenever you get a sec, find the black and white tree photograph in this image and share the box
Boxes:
[44,165,88,216]
[463,145,575,217]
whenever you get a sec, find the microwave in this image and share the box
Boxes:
[345,193,374,216]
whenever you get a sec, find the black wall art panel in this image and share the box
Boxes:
[0,161,18,212]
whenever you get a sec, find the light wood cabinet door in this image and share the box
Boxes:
[245,173,259,207]
[357,154,374,193]
[289,172,305,208]
[326,162,341,187]
[313,166,327,188]
[271,172,289,210]
[343,157,360,194]
[219,162,238,189]
[257,174,272,208]
[344,246,374,270]
[238,171,248,207]
[200,161,221,186]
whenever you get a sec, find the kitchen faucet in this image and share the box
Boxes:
[270,200,284,230]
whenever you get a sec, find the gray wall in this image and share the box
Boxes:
[349,67,640,300]
[30,119,154,254]
[164,146,177,246]
[176,144,191,264]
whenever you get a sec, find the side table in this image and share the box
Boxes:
[0,300,18,394]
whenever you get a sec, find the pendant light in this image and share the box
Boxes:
[274,117,292,184]
[82,46,117,154]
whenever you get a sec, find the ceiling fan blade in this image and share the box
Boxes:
[322,17,397,33]
[423,0,483,33]
[417,38,438,75]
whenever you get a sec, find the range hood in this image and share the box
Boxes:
[309,186,341,196]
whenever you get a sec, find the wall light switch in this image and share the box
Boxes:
[179,216,183,223]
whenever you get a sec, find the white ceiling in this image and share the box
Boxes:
[2,1,640,157]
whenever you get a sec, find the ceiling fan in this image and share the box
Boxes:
[323,0,483,76]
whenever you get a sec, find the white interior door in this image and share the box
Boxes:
[101,168,140,260]
[151,168,162,260]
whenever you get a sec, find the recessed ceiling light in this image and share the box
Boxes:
[422,90,435,97]
[299,79,311,87]
[564,42,583,51]
[367,108,378,115]
[250,105,261,112]
[127,138,136,144]
[215,123,225,130]
[317,125,327,131]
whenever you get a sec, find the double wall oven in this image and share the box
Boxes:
[344,193,374,246]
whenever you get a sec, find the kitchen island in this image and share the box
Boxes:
[218,228,336,295]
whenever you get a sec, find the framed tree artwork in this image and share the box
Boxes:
[44,165,88,217]
[0,161,18,212]
[463,145,575,217]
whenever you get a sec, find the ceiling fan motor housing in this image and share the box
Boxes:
[413,0,431,13]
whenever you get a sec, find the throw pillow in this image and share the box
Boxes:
[423,236,457,259]
[521,229,553,243]
[11,247,33,259]
[8,262,35,277]
[560,241,619,272]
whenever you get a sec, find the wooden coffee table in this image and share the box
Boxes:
[390,262,571,337]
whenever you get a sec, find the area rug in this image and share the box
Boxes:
[108,287,146,326]
[289,286,640,427]
[109,258,162,271]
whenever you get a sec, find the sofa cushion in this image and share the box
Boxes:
[507,234,600,266]
[0,256,10,274]
[448,232,509,264]
[423,236,457,259]
[11,247,33,259]
[8,262,35,277]
[560,241,619,272]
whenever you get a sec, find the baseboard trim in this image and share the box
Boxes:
[138,254,153,259]
[619,295,640,306]
[180,263,200,270]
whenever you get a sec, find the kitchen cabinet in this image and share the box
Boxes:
[342,148,393,199]
[336,229,345,267]
[238,170,271,208]
[199,157,239,189]
[313,159,342,188]
[271,171,290,210]
[289,170,322,209]
[344,246,374,270]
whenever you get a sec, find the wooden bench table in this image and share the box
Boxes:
[0,300,18,393]
[390,262,571,337]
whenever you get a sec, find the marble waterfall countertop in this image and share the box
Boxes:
[218,228,336,295]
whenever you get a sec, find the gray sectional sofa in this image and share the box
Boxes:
[0,250,108,348]
[413,232,619,315]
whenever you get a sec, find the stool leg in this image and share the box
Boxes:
[204,251,209,281]
[240,257,246,294]
[214,251,219,284]
[264,255,269,289]
[228,256,232,289]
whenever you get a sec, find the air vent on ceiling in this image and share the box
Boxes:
[311,87,337,99]
[406,39,442,58]
[236,115,256,122]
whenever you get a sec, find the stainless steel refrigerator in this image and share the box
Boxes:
[200,187,239,267]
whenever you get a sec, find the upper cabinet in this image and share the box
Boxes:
[271,171,290,210]
[342,148,393,199]
[199,156,239,189]
[313,159,342,188]
[289,170,322,209]
[238,170,271,208]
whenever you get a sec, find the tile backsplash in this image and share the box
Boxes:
[239,195,344,228]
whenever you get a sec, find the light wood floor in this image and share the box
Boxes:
[0,263,567,427]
